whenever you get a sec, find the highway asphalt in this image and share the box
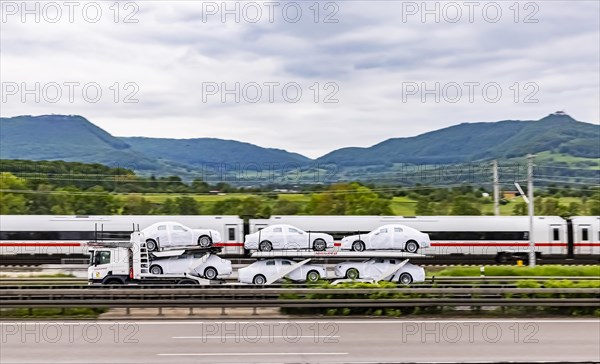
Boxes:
[1,319,599,363]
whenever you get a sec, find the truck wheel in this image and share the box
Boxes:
[399,273,413,285]
[204,267,218,280]
[346,268,359,280]
[405,240,419,253]
[146,239,158,252]
[258,241,273,252]
[313,239,327,251]
[150,265,163,275]
[496,253,509,264]
[178,279,198,285]
[306,270,320,282]
[253,275,267,285]
[198,235,212,248]
[352,240,366,252]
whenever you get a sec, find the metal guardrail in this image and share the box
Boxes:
[1,287,598,309]
[0,275,598,286]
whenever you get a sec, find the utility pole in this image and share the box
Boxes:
[493,160,499,216]
[527,154,536,267]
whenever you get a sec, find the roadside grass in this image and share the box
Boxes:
[0,308,107,319]
[432,265,600,277]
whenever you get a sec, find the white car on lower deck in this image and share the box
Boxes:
[148,252,232,280]
[341,224,430,253]
[238,259,327,285]
[244,224,335,251]
[334,258,425,285]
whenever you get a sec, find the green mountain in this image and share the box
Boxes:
[0,115,163,171]
[0,115,310,175]
[1,113,598,183]
[316,113,600,166]
[122,137,311,168]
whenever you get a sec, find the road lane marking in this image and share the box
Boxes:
[173,335,341,339]
[157,352,348,356]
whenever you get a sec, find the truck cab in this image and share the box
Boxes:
[88,246,131,284]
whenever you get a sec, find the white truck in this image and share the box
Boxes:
[88,232,231,285]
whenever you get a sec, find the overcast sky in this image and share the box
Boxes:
[1,1,599,158]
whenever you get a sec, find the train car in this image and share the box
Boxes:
[250,215,577,262]
[0,215,245,256]
[570,216,600,256]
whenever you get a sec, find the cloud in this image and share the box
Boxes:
[1,0,598,158]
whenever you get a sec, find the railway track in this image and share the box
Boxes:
[1,275,598,287]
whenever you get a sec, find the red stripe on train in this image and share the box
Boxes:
[0,242,82,247]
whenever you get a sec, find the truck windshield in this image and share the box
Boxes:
[93,251,111,265]
[88,251,95,266]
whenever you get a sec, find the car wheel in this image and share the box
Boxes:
[253,274,267,285]
[346,268,359,280]
[259,241,273,252]
[352,240,366,252]
[198,235,213,248]
[313,239,326,251]
[399,273,413,285]
[146,239,158,252]
[150,265,163,275]
[405,240,419,253]
[204,267,218,280]
[306,270,320,282]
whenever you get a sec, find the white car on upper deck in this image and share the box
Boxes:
[341,224,430,253]
[244,224,334,251]
[142,222,221,251]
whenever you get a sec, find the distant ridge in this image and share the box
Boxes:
[1,113,598,178]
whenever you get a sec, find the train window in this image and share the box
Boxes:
[552,228,560,241]
[581,227,589,241]
[266,260,275,266]
[426,231,528,241]
[228,227,236,241]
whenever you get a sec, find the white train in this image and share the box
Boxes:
[1,215,598,261]
[0,215,244,256]
[251,215,600,261]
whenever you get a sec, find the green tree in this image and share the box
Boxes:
[415,198,433,215]
[159,198,179,214]
[211,198,242,215]
[305,183,392,215]
[122,195,154,215]
[175,196,200,215]
[512,201,527,216]
[450,197,481,215]
[273,199,302,215]
[0,172,28,214]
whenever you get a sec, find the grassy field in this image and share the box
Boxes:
[115,193,588,216]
